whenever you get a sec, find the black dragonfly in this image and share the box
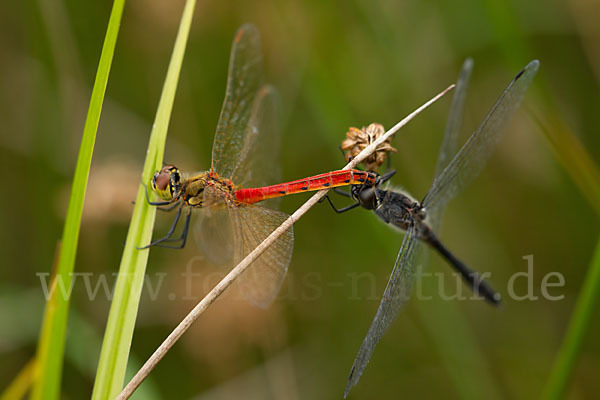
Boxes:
[324,59,540,397]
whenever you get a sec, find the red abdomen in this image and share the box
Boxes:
[235,170,376,204]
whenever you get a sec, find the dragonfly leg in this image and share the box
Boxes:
[178,209,192,248]
[156,202,181,212]
[150,209,192,249]
[323,195,361,214]
[317,187,350,204]
[377,169,397,185]
[337,145,347,161]
[133,199,173,208]
[333,187,352,198]
[385,151,392,171]
[138,206,183,249]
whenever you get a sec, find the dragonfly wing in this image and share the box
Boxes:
[428,58,474,230]
[229,85,282,205]
[193,186,235,265]
[422,60,539,213]
[434,58,473,180]
[230,204,293,308]
[212,24,265,180]
[345,225,419,397]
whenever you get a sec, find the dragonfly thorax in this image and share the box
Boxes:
[372,188,428,229]
[151,165,182,201]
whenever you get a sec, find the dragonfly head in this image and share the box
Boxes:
[352,170,395,210]
[151,165,182,201]
[352,185,378,210]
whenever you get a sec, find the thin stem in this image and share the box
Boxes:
[116,83,455,399]
[91,0,197,398]
[541,236,600,400]
[30,0,125,398]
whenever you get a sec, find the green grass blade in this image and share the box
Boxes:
[0,286,161,400]
[542,236,600,399]
[91,1,197,398]
[511,82,600,400]
[534,115,600,218]
[481,0,600,217]
[29,1,126,399]
[478,4,600,396]
[1,358,36,400]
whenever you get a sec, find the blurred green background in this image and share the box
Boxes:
[1,0,599,399]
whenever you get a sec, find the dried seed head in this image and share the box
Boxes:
[341,123,397,171]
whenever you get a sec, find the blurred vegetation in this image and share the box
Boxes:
[1,0,599,399]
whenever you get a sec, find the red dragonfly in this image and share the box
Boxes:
[145,24,376,307]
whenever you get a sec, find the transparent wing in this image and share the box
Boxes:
[345,225,420,397]
[229,85,282,202]
[212,24,265,180]
[230,204,294,308]
[428,58,474,231]
[193,186,234,265]
[422,60,539,213]
[193,187,293,307]
[433,58,473,180]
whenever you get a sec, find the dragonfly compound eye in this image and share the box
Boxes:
[152,165,180,200]
[357,187,377,210]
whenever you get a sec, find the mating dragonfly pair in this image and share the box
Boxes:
[142,24,539,397]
